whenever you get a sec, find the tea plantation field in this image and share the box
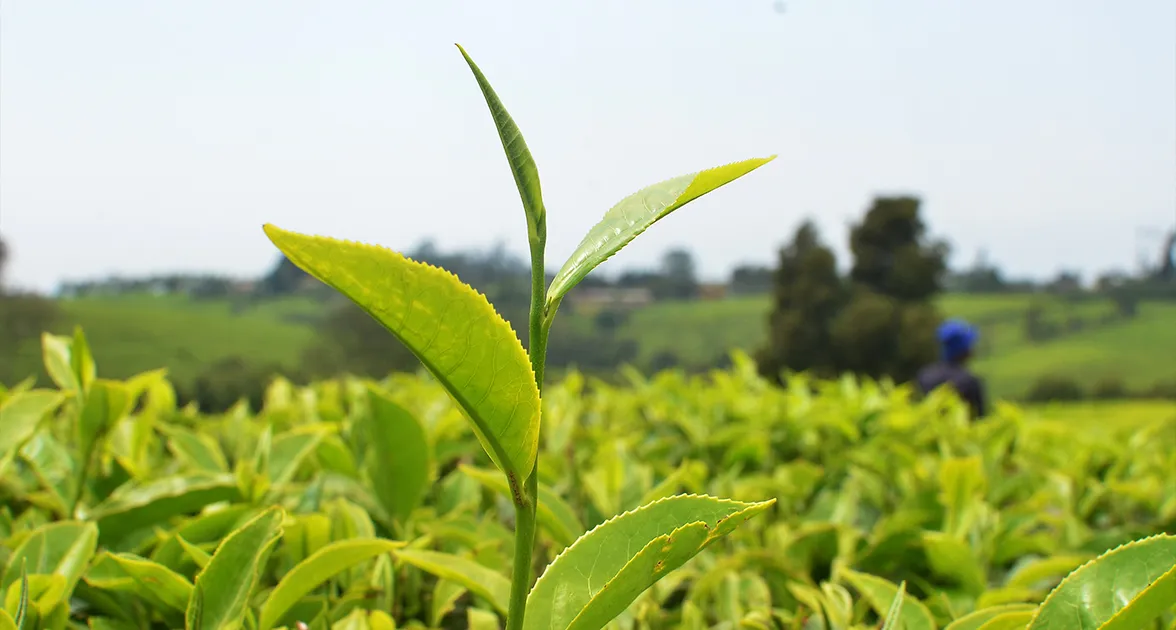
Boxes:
[2,334,1174,629]
[11,293,1176,402]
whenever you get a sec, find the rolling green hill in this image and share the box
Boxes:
[7,291,1175,402]
[616,293,1175,399]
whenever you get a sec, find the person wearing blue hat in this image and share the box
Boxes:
[916,319,987,418]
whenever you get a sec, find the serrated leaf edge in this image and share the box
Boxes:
[1025,532,1176,628]
[526,493,774,604]
[262,224,540,478]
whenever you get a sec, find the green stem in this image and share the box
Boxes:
[506,233,549,630]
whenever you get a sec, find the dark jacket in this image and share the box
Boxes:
[916,361,987,418]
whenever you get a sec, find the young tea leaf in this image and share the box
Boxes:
[365,387,431,525]
[90,474,242,547]
[522,494,774,630]
[546,157,775,307]
[186,507,285,630]
[880,581,906,630]
[105,553,194,612]
[979,611,1036,629]
[262,225,541,482]
[13,564,27,630]
[456,44,546,249]
[0,521,98,603]
[840,569,936,630]
[257,538,406,630]
[1026,533,1176,630]
[943,604,1038,630]
[0,610,14,630]
[0,390,63,473]
[394,549,511,616]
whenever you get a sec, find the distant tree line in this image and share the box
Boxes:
[755,196,949,386]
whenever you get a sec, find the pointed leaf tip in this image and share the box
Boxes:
[457,42,547,247]
[546,155,775,305]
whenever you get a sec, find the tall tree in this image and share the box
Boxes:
[755,221,846,382]
[658,247,699,300]
[848,196,948,301]
[832,196,947,381]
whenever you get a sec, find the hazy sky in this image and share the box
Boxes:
[2,1,1174,294]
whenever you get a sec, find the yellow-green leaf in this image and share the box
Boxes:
[457,44,546,248]
[0,609,14,630]
[522,494,774,630]
[880,581,907,630]
[257,538,406,630]
[104,553,194,612]
[186,507,285,630]
[1026,533,1176,630]
[459,464,583,547]
[394,549,510,616]
[978,611,1035,630]
[0,522,97,604]
[546,157,775,305]
[90,474,242,547]
[945,605,1038,630]
[840,569,936,630]
[0,390,63,473]
[262,225,540,481]
[41,333,79,395]
[366,388,431,524]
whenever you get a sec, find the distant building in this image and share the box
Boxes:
[698,283,727,301]
[567,287,653,312]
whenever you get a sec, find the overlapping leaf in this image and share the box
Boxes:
[263,225,540,481]
[523,494,774,630]
[1026,533,1176,629]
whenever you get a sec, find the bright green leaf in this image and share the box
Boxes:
[880,581,907,630]
[0,610,13,630]
[105,553,194,612]
[77,379,132,465]
[366,388,431,524]
[1026,533,1176,630]
[267,428,327,488]
[69,326,96,394]
[1,522,97,603]
[13,566,27,630]
[468,607,500,630]
[923,531,987,594]
[186,507,285,630]
[523,494,774,630]
[90,474,242,547]
[546,157,775,305]
[262,224,540,481]
[978,611,1035,629]
[944,605,1038,630]
[394,549,511,616]
[0,390,63,473]
[1003,555,1090,592]
[41,333,79,395]
[456,44,546,248]
[161,427,229,473]
[840,569,936,630]
[257,538,406,630]
[459,464,583,547]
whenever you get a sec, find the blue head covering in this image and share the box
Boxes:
[938,319,978,362]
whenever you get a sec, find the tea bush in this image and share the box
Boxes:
[2,335,1175,629]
